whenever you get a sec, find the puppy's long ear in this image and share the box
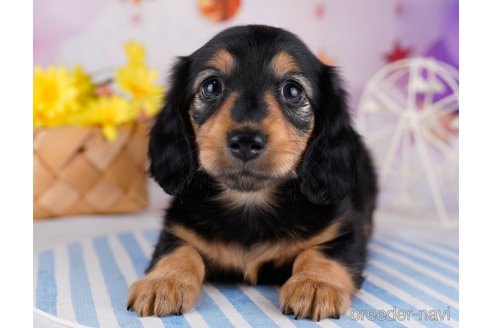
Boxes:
[149,57,196,195]
[298,65,360,205]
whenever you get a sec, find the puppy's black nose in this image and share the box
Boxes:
[227,129,266,162]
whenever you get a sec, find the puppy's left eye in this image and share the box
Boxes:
[281,82,303,103]
[201,78,223,99]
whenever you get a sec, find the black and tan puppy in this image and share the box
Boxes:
[127,25,377,321]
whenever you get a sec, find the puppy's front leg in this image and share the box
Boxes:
[279,248,357,321]
[127,245,205,317]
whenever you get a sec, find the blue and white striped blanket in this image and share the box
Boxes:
[34,229,459,327]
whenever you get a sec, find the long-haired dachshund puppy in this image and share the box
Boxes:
[127,25,377,321]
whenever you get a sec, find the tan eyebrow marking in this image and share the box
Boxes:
[206,48,234,73]
[270,51,301,77]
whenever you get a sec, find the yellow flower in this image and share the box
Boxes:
[124,40,146,67]
[80,96,138,141]
[115,64,164,116]
[33,66,79,127]
[33,41,162,133]
[72,65,96,104]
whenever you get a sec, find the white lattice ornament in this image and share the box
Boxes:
[357,57,458,226]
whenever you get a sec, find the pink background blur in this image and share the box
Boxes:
[34,0,459,214]
[34,0,458,109]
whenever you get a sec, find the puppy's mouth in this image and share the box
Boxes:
[216,169,276,192]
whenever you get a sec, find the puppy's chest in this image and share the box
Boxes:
[170,221,340,284]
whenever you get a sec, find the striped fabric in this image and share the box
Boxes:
[34,229,459,328]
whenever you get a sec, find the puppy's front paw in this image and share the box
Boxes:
[127,272,201,317]
[127,245,205,317]
[279,274,351,321]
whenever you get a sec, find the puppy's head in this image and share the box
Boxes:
[149,25,359,204]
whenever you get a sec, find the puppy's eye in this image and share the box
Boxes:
[201,78,223,99]
[281,82,303,103]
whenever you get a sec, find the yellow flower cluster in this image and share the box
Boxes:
[33,41,164,141]
[116,41,163,117]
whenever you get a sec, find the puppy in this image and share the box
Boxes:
[127,25,377,321]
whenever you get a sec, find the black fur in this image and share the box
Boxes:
[298,65,360,205]
[147,25,377,289]
[148,58,197,195]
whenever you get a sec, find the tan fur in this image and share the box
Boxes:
[194,92,238,172]
[213,185,277,212]
[207,48,234,73]
[170,221,340,284]
[194,90,312,180]
[279,249,356,320]
[192,82,314,182]
[127,245,205,317]
[270,51,301,77]
[260,92,313,177]
[363,222,372,240]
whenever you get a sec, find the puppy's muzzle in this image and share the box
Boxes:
[227,129,267,162]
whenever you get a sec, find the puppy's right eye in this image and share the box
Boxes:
[201,78,223,99]
[281,81,303,103]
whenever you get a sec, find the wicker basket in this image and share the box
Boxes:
[33,122,149,220]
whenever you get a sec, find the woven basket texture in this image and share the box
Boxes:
[33,123,149,220]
